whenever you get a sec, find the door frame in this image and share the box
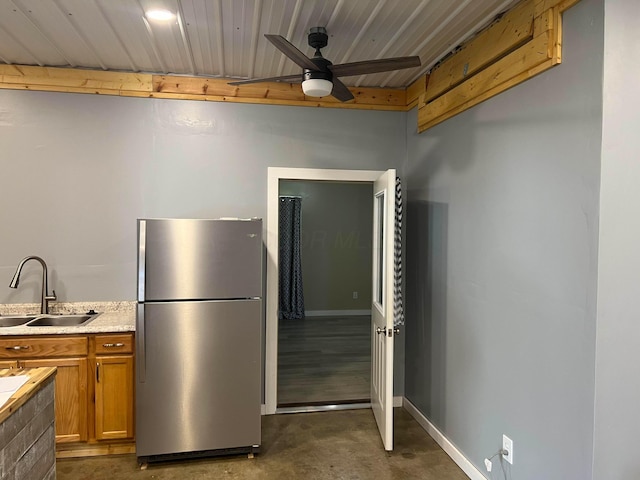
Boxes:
[265,167,386,414]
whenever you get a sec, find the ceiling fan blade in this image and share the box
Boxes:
[265,34,319,71]
[329,56,421,77]
[228,74,302,86]
[331,77,354,102]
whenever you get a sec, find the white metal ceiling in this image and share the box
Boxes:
[0,0,520,89]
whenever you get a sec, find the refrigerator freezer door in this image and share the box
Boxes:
[138,219,262,302]
[136,299,261,457]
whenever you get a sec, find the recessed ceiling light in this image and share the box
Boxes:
[145,9,176,21]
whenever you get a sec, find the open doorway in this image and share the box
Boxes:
[277,180,373,407]
[265,167,395,418]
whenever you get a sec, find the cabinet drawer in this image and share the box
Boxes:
[94,334,133,354]
[0,336,88,358]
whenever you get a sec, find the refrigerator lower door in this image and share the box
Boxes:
[136,299,261,459]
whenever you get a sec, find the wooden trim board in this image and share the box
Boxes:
[55,441,136,459]
[0,0,582,128]
[417,0,581,133]
[406,74,428,109]
[418,30,555,131]
[0,65,408,112]
[425,0,536,103]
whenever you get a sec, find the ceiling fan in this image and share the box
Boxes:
[228,27,421,102]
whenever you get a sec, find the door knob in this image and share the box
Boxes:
[376,327,386,335]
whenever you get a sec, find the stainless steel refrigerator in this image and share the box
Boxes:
[135,218,262,464]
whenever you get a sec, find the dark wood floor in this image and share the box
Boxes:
[277,315,371,406]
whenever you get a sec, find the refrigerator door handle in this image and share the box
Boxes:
[138,220,146,302]
[137,303,146,383]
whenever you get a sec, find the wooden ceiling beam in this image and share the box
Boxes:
[424,0,536,104]
[0,64,410,112]
[0,65,151,92]
[406,74,429,110]
[0,0,584,122]
[417,0,582,133]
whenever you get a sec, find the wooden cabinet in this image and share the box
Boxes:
[0,332,135,455]
[0,336,87,358]
[92,334,134,440]
[21,357,88,443]
[0,335,89,444]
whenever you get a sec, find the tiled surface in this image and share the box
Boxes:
[0,378,55,480]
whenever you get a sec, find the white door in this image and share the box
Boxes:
[371,169,396,451]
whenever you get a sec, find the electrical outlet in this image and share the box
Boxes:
[502,434,513,464]
[352,291,358,299]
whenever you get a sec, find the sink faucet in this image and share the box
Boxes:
[9,256,57,314]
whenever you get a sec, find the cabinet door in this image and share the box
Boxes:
[95,355,134,440]
[21,357,88,443]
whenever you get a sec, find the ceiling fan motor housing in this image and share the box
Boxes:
[308,26,328,50]
[303,56,333,82]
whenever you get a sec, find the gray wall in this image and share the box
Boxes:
[6,1,633,476]
[279,180,373,312]
[0,91,404,304]
[593,0,640,478]
[403,0,602,478]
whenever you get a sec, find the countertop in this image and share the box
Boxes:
[0,367,56,424]
[0,301,135,336]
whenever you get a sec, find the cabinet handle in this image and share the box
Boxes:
[96,362,100,383]
[5,345,30,351]
[102,343,125,348]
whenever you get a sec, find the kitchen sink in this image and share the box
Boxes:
[26,314,98,327]
[0,316,38,327]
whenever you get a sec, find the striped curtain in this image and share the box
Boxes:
[278,197,305,320]
[394,177,404,327]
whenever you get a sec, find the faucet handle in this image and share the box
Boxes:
[47,289,57,301]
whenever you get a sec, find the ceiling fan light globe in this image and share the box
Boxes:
[302,79,333,97]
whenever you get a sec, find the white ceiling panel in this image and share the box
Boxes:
[0,0,521,89]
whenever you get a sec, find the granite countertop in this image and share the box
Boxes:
[0,301,135,336]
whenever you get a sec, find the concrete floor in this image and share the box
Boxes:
[57,408,468,480]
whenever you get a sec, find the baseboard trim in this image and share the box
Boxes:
[56,441,136,459]
[403,398,487,480]
[304,310,371,317]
